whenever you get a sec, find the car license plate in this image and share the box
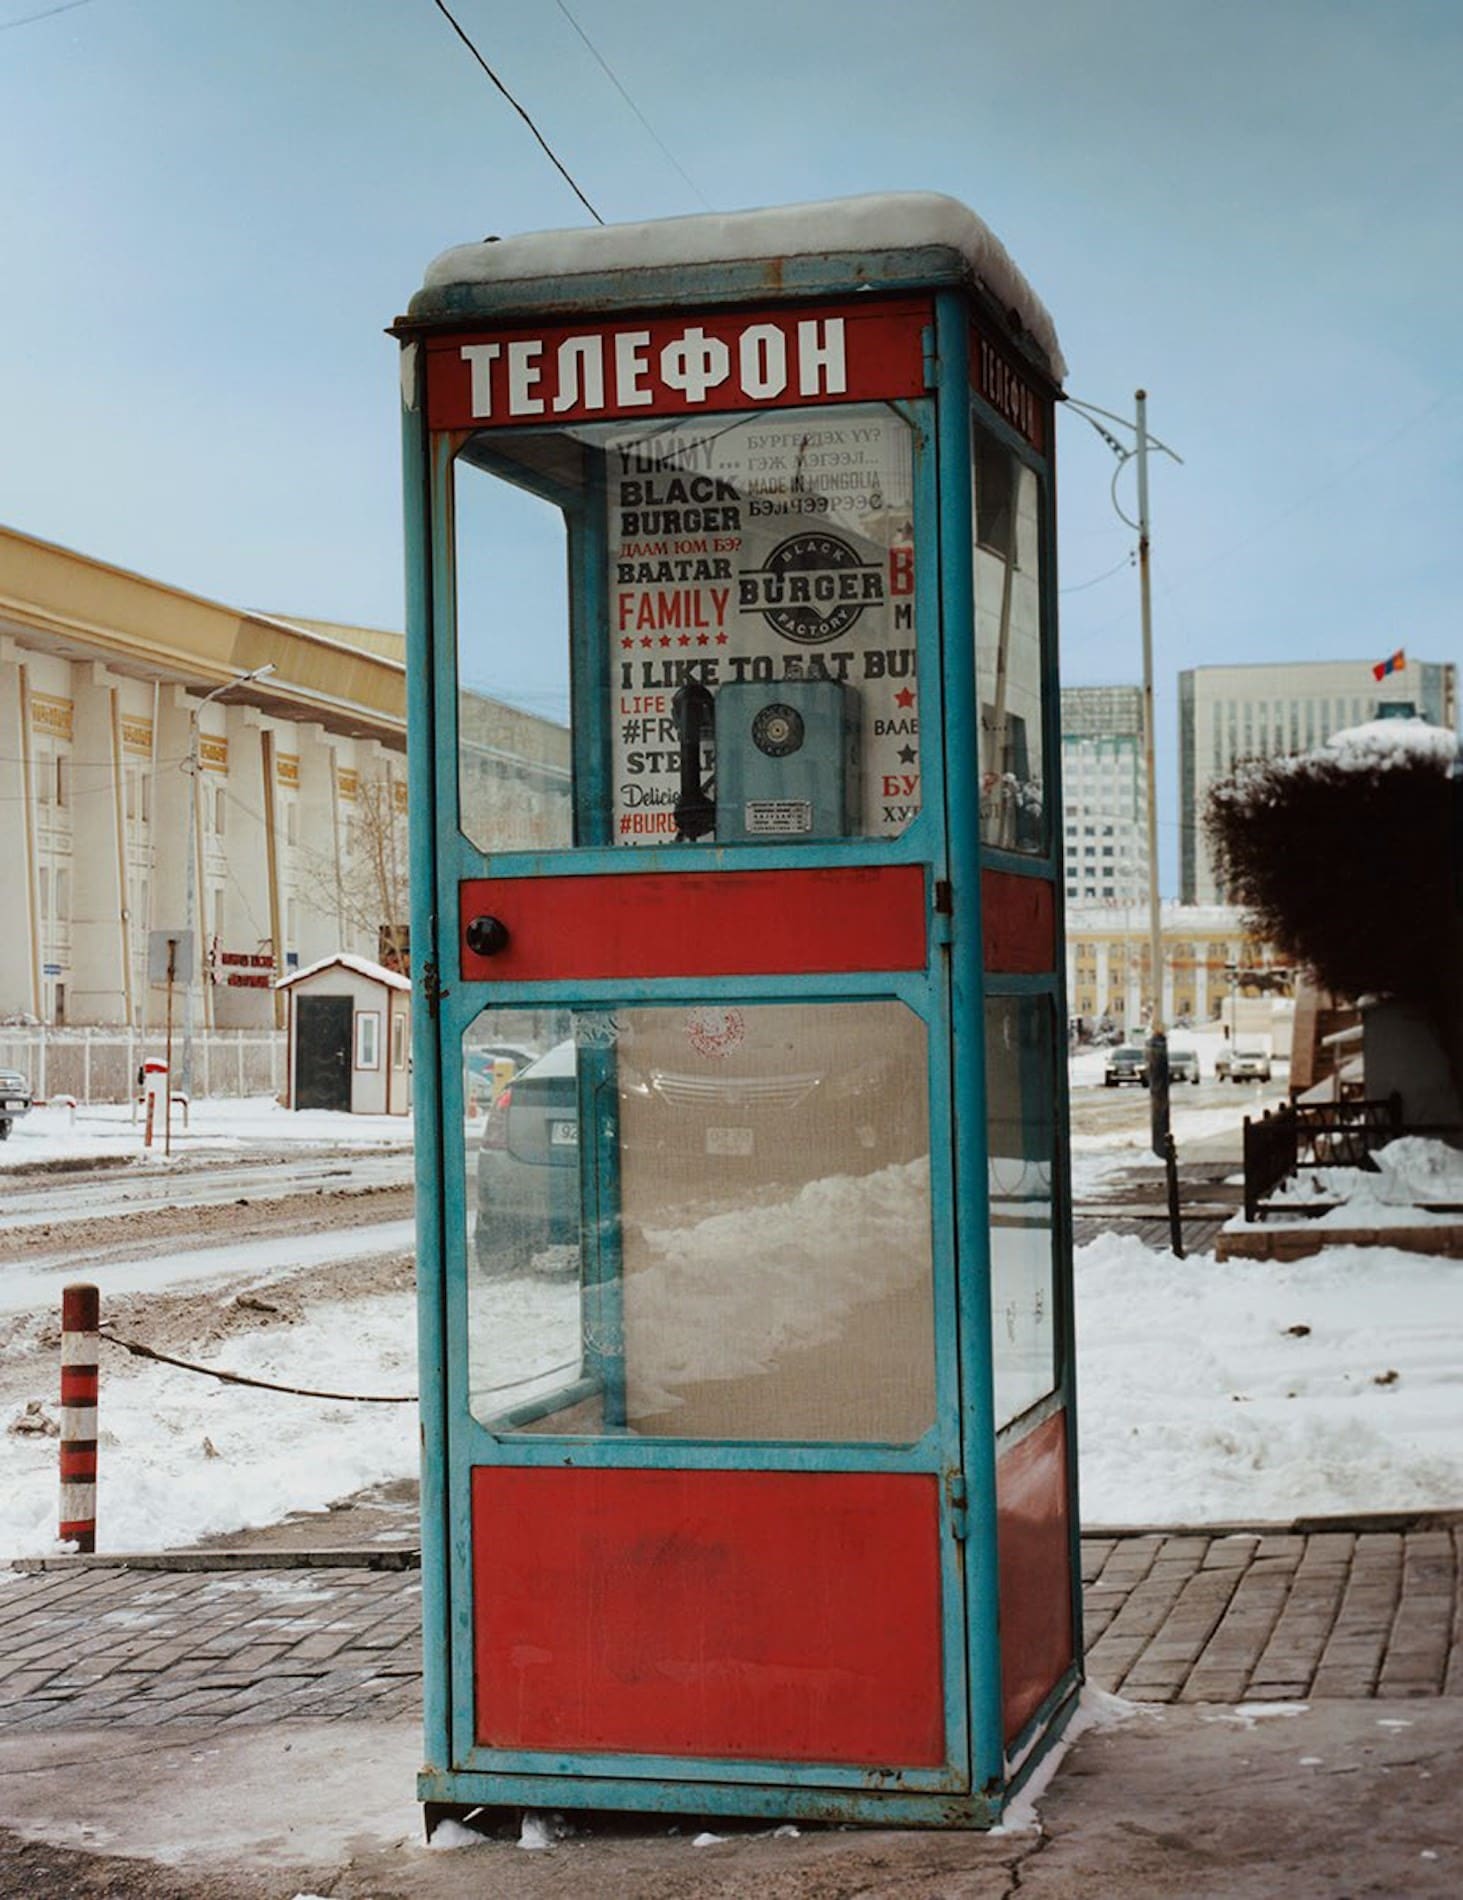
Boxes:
[550,1119,578,1147]
[705,1126,754,1157]
[3,1100,22,1112]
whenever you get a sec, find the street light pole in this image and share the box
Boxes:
[1063,391,1182,1158]
[180,664,275,1097]
[1135,391,1170,1157]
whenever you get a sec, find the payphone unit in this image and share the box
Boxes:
[396,192,1078,1830]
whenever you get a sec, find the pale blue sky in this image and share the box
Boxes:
[2,0,1459,886]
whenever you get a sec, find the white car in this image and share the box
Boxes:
[1216,1045,1272,1082]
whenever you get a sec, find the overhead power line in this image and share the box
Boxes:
[552,0,711,210]
[429,0,604,225]
[0,0,99,31]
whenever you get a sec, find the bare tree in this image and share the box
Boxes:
[303,772,409,971]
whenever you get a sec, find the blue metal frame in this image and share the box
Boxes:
[402,260,1077,1826]
[431,390,972,1796]
[961,303,1085,1767]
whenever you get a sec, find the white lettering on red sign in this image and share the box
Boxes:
[739,324,787,399]
[457,318,847,422]
[975,334,1040,447]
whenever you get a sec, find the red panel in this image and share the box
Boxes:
[425,299,930,431]
[981,870,1054,974]
[461,865,926,982]
[969,322,1048,451]
[472,1467,946,1765]
[997,1411,1075,1745]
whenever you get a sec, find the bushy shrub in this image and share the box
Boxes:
[1205,722,1461,1085]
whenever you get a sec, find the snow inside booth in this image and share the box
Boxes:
[395,193,1078,1832]
[277,953,411,1116]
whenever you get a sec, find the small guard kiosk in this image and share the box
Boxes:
[395,193,1079,1829]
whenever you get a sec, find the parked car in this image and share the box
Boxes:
[0,1067,32,1139]
[1167,1044,1201,1085]
[474,1039,578,1273]
[1103,1045,1148,1088]
[473,1008,926,1276]
[1217,1041,1273,1083]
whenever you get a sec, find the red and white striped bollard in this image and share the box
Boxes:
[59,1283,99,1552]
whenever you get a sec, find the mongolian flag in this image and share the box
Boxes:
[1372,647,1405,681]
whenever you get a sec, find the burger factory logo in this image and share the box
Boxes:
[738,532,885,645]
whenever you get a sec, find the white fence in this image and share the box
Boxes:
[0,1028,287,1105]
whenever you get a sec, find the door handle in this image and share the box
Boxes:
[466,915,510,958]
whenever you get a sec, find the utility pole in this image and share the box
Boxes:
[180,664,275,1097]
[1064,391,1182,1159]
[1135,391,1170,1157]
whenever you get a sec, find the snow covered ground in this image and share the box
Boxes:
[1077,1233,1463,1525]
[3,1286,419,1557]
[1232,1135,1463,1230]
[0,1095,413,1169]
[0,1221,414,1321]
[4,1218,1460,1557]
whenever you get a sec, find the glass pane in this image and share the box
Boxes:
[985,995,1058,1427]
[465,1000,935,1443]
[455,456,574,853]
[973,424,1045,853]
[454,403,921,853]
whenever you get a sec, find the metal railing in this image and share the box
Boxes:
[0,1027,286,1105]
[1243,1094,1404,1222]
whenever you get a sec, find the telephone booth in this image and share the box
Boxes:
[394,192,1079,1829]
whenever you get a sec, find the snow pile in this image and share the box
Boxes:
[995,1687,1151,1833]
[1077,1233,1463,1524]
[1,1291,418,1558]
[1241,1134,1463,1229]
[468,1273,580,1417]
[1373,1135,1463,1201]
[421,192,1066,377]
[1323,719,1458,770]
[625,1157,930,1418]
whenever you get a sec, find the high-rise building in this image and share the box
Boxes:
[1059,685,1149,908]
[1179,657,1458,903]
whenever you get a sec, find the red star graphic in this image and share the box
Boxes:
[696,633,710,646]
[620,637,634,650]
[715,632,728,645]
[640,636,653,648]
[894,687,916,709]
[677,634,691,647]
[659,635,671,647]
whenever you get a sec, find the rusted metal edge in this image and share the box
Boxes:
[7,1547,421,1574]
[1086,1510,1463,1539]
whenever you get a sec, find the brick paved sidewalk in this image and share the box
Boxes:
[0,1563,421,1733]
[1,1525,1459,1734]
[1084,1524,1463,1703]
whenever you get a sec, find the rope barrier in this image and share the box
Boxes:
[99,1330,415,1403]
[97,1330,582,1407]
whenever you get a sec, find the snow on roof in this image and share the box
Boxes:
[275,953,410,993]
[420,192,1065,379]
[1323,719,1459,769]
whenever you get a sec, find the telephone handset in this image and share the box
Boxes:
[671,681,717,841]
[671,677,861,843]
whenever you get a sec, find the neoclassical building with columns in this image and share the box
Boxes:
[0,525,567,1034]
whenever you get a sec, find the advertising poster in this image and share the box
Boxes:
[605,404,920,845]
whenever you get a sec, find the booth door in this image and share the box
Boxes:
[432,358,970,1788]
[295,995,351,1111]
